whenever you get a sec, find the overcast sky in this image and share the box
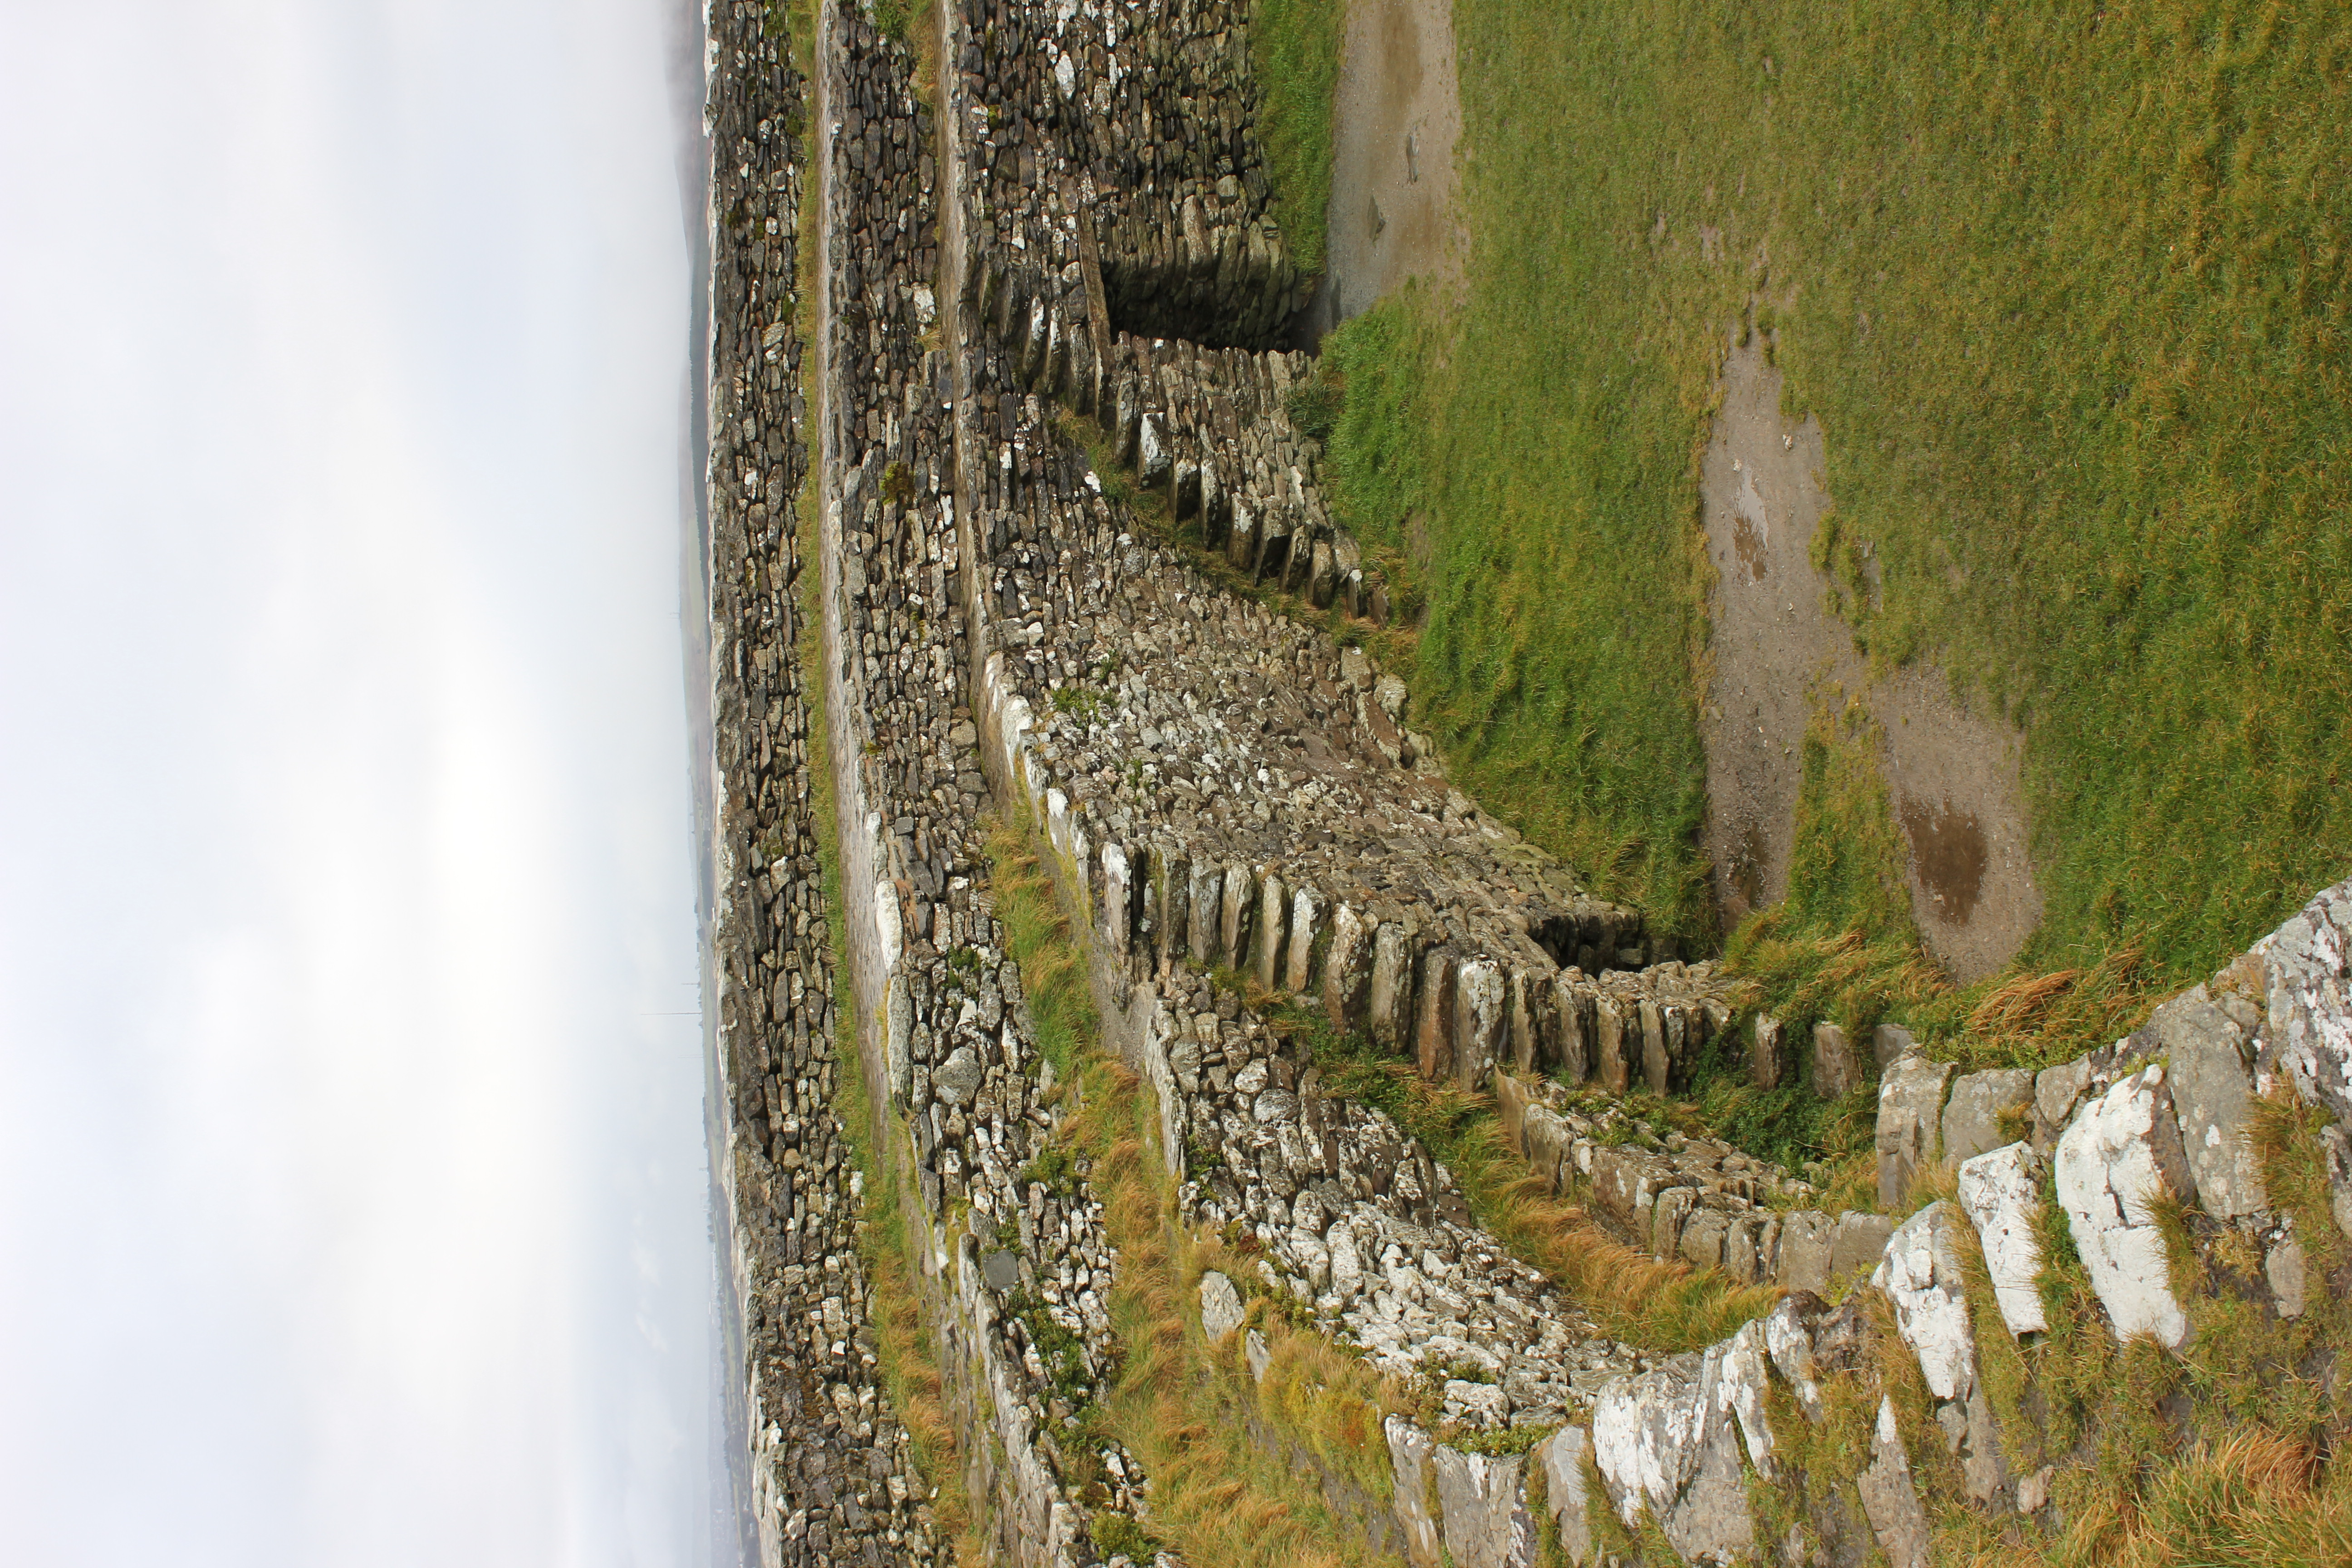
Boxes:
[0,2,717,1564]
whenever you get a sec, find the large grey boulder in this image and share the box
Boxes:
[1533,1427,1596,1566]
[1942,1068,2036,1169]
[1591,1347,1754,1564]
[1956,1142,2048,1338]
[2250,877,2352,1124]
[1873,1202,2008,1505]
[2054,1063,2196,1347]
[2137,987,2266,1219]
[1433,1446,1538,1568]
[1385,1416,1443,1568]
[1877,1055,1953,1209]
[1855,1398,1931,1568]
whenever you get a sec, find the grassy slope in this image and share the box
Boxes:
[1325,0,2352,978]
[1250,0,1343,277]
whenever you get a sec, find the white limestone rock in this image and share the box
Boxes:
[1591,1347,1753,1565]
[1386,1417,1443,1568]
[1433,1446,1538,1568]
[1874,1200,2010,1505]
[1957,1142,2049,1338]
[1533,1427,1596,1566]
[2251,877,2352,1124]
[2055,1063,2196,1348]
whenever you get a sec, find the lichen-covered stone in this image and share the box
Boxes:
[1941,1067,2034,1170]
[1956,1142,2048,1338]
[2054,1063,2196,1348]
[1877,1054,1954,1208]
[2137,986,2266,1220]
[1592,1347,1754,1565]
[2249,877,2352,1124]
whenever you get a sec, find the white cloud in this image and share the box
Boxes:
[0,1,714,1564]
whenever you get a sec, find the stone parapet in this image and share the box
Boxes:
[814,4,1157,1560]
[703,5,942,1563]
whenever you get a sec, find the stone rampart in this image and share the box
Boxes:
[716,0,2352,1558]
[813,5,1160,1561]
[703,5,943,1562]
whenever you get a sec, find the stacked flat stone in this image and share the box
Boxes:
[705,5,943,1563]
[818,5,1163,1561]
[1100,332,1388,616]
[1139,973,1649,1429]
[951,0,1307,359]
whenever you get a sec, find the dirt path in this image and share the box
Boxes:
[1297,0,1465,343]
[1700,333,2041,984]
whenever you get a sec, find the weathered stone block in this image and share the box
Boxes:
[1873,1022,1916,1069]
[1856,1398,1930,1568]
[1941,1067,2034,1170]
[1323,900,1372,1029]
[1876,1055,1953,1209]
[1873,1202,2007,1506]
[1416,948,1459,1083]
[1523,1106,1571,1193]
[1773,1210,1836,1294]
[1533,1427,1596,1566]
[1595,995,1631,1094]
[1679,1207,1730,1271]
[2055,1063,2196,1347]
[1370,921,1412,1048]
[2139,986,2266,1220]
[2251,877,2352,1125]
[1749,1014,1784,1089]
[1434,1446,1538,1568]
[1456,957,1507,1090]
[1956,1142,2048,1338]
[1830,1210,1894,1279]
[1591,1347,1754,1565]
[1386,1417,1443,1568]
[1813,1021,1861,1098]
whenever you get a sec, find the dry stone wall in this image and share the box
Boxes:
[951,0,1308,354]
[715,0,2352,1559]
[813,5,1162,1563]
[703,6,943,1563]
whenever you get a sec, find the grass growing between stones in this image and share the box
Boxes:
[1323,0,2352,979]
[1235,980,1780,1352]
[1662,695,2165,1176]
[1910,1093,2352,1565]
[1247,0,1341,277]
[984,822,1406,1566]
[1053,409,1421,674]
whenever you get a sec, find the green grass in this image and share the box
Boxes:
[1249,0,1343,277]
[1324,0,2352,980]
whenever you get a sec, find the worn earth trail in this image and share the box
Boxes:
[1700,333,2041,981]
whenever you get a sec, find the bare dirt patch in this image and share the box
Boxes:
[1699,332,2041,983]
[1298,0,1465,343]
